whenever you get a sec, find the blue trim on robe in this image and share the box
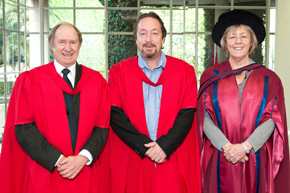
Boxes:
[212,70,222,193]
[271,97,277,118]
[198,64,265,100]
[211,70,269,193]
[255,76,269,193]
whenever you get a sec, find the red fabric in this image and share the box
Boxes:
[197,60,290,193]
[0,62,110,193]
[107,56,201,193]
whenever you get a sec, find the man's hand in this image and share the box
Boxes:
[144,142,166,164]
[57,155,88,179]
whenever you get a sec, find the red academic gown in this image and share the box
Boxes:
[197,61,290,193]
[107,56,201,193]
[0,62,110,193]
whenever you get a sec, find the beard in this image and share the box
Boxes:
[141,43,158,58]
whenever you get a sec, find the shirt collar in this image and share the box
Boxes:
[54,60,76,77]
[138,51,166,70]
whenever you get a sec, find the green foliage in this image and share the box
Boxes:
[203,9,215,70]
[0,81,14,97]
[0,2,28,70]
[3,0,266,75]
[107,8,137,68]
[99,0,138,69]
[108,34,137,69]
[99,0,137,7]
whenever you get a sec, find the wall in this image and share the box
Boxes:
[275,0,290,134]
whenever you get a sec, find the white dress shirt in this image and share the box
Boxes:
[54,60,93,166]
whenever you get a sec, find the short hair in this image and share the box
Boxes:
[48,22,83,47]
[133,12,167,40]
[220,24,258,57]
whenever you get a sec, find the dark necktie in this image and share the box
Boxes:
[62,68,76,152]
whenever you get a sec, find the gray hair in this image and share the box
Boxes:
[48,22,83,47]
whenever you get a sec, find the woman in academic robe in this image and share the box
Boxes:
[197,9,290,193]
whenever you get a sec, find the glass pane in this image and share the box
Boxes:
[185,34,195,66]
[216,45,227,64]
[0,30,3,67]
[270,9,276,33]
[27,0,39,7]
[19,0,24,5]
[234,0,266,6]
[108,0,137,7]
[0,77,6,133]
[4,76,17,125]
[6,0,17,4]
[6,74,16,96]
[0,1,3,28]
[44,33,51,65]
[49,47,54,66]
[78,35,105,75]
[200,0,230,6]
[251,42,265,66]
[26,9,40,32]
[271,0,276,6]
[20,32,26,71]
[140,0,170,8]
[0,31,3,109]
[198,34,213,76]
[186,0,196,6]
[173,0,184,6]
[198,8,215,32]
[108,35,136,69]
[172,35,183,59]
[5,2,19,30]
[214,9,231,21]
[173,10,183,33]
[49,0,73,7]
[76,9,104,32]
[76,0,104,7]
[185,8,195,32]
[20,6,25,32]
[49,9,73,30]
[268,35,275,70]
[0,76,4,101]
[6,32,19,71]
[140,10,170,33]
[28,34,40,69]
[108,10,137,33]
[162,35,170,56]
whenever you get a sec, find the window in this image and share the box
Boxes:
[0,0,276,138]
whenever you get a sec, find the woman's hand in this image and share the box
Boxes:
[239,155,249,163]
[223,144,247,164]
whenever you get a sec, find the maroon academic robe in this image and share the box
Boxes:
[197,61,290,193]
[0,62,110,193]
[107,56,201,193]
